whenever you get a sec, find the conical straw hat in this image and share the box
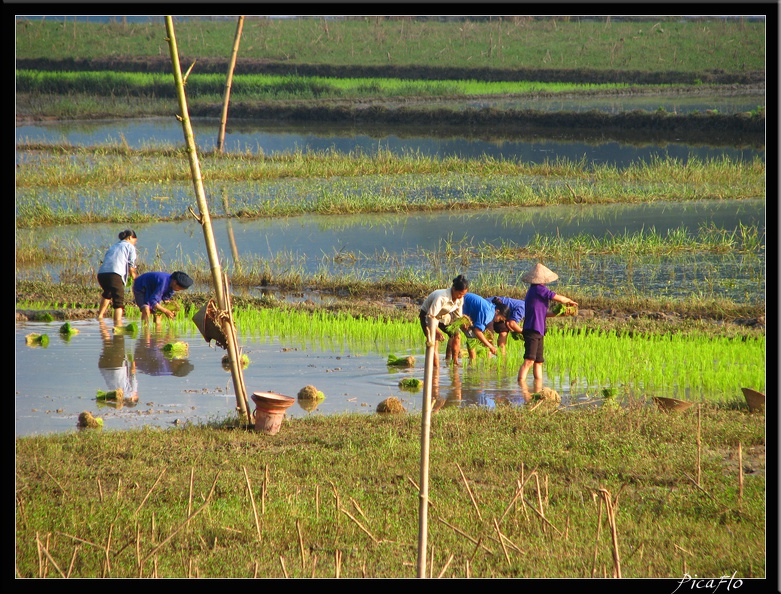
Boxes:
[521,263,559,284]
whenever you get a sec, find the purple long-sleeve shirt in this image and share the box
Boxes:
[522,284,556,335]
[133,272,175,311]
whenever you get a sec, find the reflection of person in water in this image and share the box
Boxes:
[431,365,463,413]
[98,320,139,402]
[134,326,194,377]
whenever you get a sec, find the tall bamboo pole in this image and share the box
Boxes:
[217,16,244,153]
[164,16,250,421]
[417,315,438,578]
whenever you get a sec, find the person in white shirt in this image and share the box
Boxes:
[97,229,139,326]
[418,274,469,367]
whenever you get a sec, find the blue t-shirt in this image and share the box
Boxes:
[487,296,525,323]
[461,293,496,332]
[133,272,175,310]
[523,284,557,335]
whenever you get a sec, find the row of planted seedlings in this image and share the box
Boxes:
[174,302,765,409]
[15,293,764,409]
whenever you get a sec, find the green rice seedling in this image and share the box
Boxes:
[24,333,49,347]
[113,323,138,336]
[398,377,422,391]
[96,388,123,401]
[59,322,79,335]
[387,354,415,367]
[162,341,189,358]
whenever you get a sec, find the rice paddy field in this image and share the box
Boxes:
[15,14,766,433]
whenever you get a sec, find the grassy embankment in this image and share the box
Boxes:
[15,405,765,579]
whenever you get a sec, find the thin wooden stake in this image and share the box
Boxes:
[134,467,167,516]
[597,488,622,578]
[279,556,288,578]
[591,497,604,578]
[437,553,455,578]
[436,516,494,553]
[296,519,306,569]
[523,497,563,535]
[187,467,195,518]
[456,462,483,521]
[738,442,744,502]
[262,464,268,514]
[142,472,220,564]
[697,404,702,485]
[493,518,511,564]
[340,507,379,544]
[242,466,262,541]
[66,544,80,578]
[335,549,342,578]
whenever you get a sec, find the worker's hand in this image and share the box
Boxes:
[489,345,497,356]
[436,330,446,342]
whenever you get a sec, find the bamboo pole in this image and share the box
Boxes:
[164,16,249,422]
[417,314,438,578]
[217,16,244,153]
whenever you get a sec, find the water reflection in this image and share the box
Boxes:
[97,321,139,409]
[134,326,195,378]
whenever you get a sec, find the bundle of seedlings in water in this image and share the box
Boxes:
[162,341,189,358]
[77,411,103,429]
[398,377,422,391]
[550,302,578,317]
[113,322,138,335]
[222,353,251,370]
[96,388,124,401]
[387,354,415,367]
[25,333,49,347]
[376,397,406,414]
[59,322,79,336]
[297,384,325,401]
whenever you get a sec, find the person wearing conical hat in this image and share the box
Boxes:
[518,263,578,395]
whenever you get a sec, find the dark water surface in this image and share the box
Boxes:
[15,117,764,167]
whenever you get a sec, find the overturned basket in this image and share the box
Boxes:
[652,396,694,413]
[192,299,229,349]
[741,387,765,413]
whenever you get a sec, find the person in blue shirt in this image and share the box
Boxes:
[518,263,578,391]
[455,292,510,363]
[487,296,526,355]
[133,270,193,325]
[96,229,138,326]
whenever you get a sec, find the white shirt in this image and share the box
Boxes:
[420,288,464,322]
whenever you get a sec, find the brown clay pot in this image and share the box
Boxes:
[251,391,296,435]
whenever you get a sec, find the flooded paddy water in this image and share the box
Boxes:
[16,116,766,437]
